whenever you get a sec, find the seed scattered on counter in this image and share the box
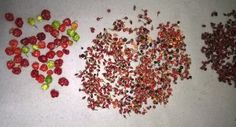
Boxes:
[201,10,236,87]
[77,7,192,117]
[4,9,80,98]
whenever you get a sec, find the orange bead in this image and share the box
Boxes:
[71,22,78,30]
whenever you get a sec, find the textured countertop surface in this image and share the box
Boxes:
[0,0,235,127]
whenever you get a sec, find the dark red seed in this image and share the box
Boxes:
[54,67,62,75]
[5,47,14,56]
[32,62,39,70]
[38,55,48,63]
[54,59,63,67]
[40,64,48,72]
[5,13,14,21]
[20,59,29,67]
[44,24,53,32]
[63,18,71,26]
[15,17,24,28]
[6,60,15,69]
[46,50,56,59]
[50,29,59,37]
[20,37,30,45]
[32,50,41,57]
[9,39,18,48]
[12,28,22,37]
[56,50,64,57]
[12,67,21,75]
[47,42,56,50]
[36,74,45,83]
[29,36,37,45]
[58,77,69,86]
[50,89,59,98]
[13,55,23,63]
[62,49,70,55]
[41,9,51,20]
[31,70,39,78]
[36,32,46,41]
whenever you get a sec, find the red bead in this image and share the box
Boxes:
[56,50,64,57]
[9,39,18,48]
[41,9,51,20]
[50,89,59,98]
[5,13,14,21]
[32,62,40,70]
[13,55,23,63]
[40,64,48,72]
[63,18,71,26]
[20,37,30,45]
[54,59,63,67]
[36,74,45,83]
[20,59,29,67]
[47,70,53,75]
[32,50,41,57]
[12,67,21,75]
[54,67,62,75]
[31,70,39,78]
[58,77,69,86]
[38,55,48,63]
[15,17,24,28]
[5,47,14,56]
[28,36,37,45]
[46,50,55,59]
[38,41,46,49]
[44,24,53,32]
[14,47,21,55]
[59,24,66,32]
[12,28,22,37]
[6,60,15,69]
[36,32,46,41]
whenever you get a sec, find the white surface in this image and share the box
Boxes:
[0,0,236,127]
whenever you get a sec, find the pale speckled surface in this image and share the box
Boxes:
[0,0,236,127]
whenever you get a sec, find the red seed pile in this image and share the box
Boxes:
[4,9,80,98]
[77,8,192,116]
[201,10,236,87]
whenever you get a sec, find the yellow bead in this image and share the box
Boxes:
[41,83,49,90]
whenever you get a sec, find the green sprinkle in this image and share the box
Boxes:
[27,17,36,26]
[45,75,53,84]
[21,46,30,54]
[67,29,75,37]
[73,33,80,42]
[52,20,61,29]
[32,44,39,50]
[47,60,55,69]
[41,83,49,90]
[36,15,43,22]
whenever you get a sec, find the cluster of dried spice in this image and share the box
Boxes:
[201,10,236,87]
[77,7,192,117]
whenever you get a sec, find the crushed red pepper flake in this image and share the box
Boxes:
[78,8,192,117]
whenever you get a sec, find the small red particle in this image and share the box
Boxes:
[54,59,63,67]
[50,89,59,98]
[32,50,41,57]
[41,9,51,20]
[62,49,70,55]
[36,74,45,83]
[44,24,53,32]
[47,70,53,75]
[38,41,46,49]
[50,29,59,37]
[58,77,69,86]
[12,67,21,75]
[47,42,56,50]
[32,62,40,70]
[12,28,22,37]
[29,36,37,45]
[46,50,56,59]
[5,13,14,21]
[56,50,64,57]
[13,55,23,63]
[63,18,71,26]
[20,59,29,67]
[14,47,21,55]
[15,17,24,28]
[38,55,48,63]
[36,32,46,41]
[40,64,48,72]
[54,67,62,75]
[59,24,66,32]
[20,37,30,45]
[9,39,18,48]
[6,60,15,69]
[5,47,14,56]
[31,70,39,78]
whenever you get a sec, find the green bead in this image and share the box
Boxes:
[32,44,39,50]
[27,17,36,26]
[72,33,80,42]
[52,20,61,29]
[37,15,43,22]
[67,29,75,37]
[45,75,53,84]
[21,46,30,54]
[41,83,49,90]
[47,60,55,69]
